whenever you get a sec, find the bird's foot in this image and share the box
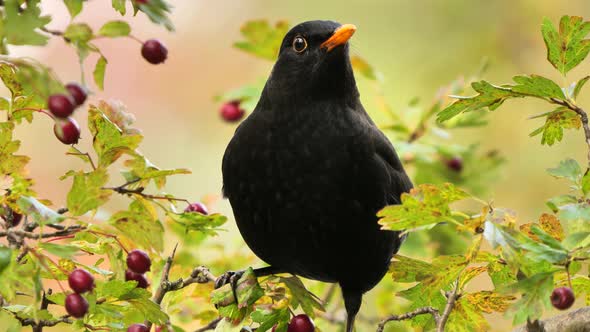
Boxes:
[214,270,245,289]
[214,270,245,306]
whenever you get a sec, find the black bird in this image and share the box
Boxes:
[221,20,412,332]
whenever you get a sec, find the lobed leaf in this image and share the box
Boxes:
[542,16,590,76]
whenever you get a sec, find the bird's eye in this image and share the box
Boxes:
[292,36,307,53]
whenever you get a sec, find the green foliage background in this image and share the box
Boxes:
[3,1,590,331]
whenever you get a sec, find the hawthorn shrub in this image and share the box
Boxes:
[0,1,589,332]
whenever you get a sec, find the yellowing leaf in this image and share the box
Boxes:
[538,213,564,241]
[0,122,29,175]
[378,183,469,231]
[110,198,164,252]
[351,55,378,80]
[530,107,581,146]
[234,20,290,60]
[88,104,143,167]
[66,168,111,216]
[465,291,515,313]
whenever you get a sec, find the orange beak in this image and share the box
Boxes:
[320,24,357,52]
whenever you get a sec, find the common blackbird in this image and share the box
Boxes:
[221,20,413,332]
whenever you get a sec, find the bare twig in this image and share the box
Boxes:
[376,307,441,332]
[0,225,85,240]
[513,306,590,332]
[194,317,222,332]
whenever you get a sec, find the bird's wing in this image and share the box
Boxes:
[368,125,413,206]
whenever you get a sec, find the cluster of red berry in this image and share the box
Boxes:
[65,268,94,318]
[125,249,152,288]
[46,38,167,145]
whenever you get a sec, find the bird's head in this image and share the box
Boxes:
[265,20,359,103]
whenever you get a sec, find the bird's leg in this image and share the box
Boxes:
[342,288,362,332]
[214,266,286,304]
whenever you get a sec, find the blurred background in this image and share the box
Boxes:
[6,0,590,331]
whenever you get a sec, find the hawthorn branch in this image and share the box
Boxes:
[550,98,590,168]
[147,245,217,331]
[376,307,441,332]
[436,279,461,332]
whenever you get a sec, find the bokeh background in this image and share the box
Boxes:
[6,0,590,331]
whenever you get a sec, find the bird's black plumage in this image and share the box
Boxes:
[222,20,412,331]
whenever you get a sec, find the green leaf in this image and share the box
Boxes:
[583,170,590,195]
[351,55,378,81]
[437,81,521,122]
[573,76,590,99]
[66,168,112,216]
[38,242,79,259]
[511,75,565,99]
[3,0,51,46]
[542,16,590,76]
[211,268,263,324]
[0,122,30,175]
[88,103,143,167]
[64,23,93,43]
[111,0,126,15]
[124,153,190,189]
[251,306,290,332]
[17,196,65,225]
[546,194,577,213]
[110,198,164,251]
[137,0,174,31]
[279,276,324,318]
[93,56,107,90]
[389,255,435,283]
[378,183,469,231]
[529,107,581,146]
[503,272,555,324]
[547,158,582,182]
[0,246,12,274]
[64,0,83,18]
[234,20,290,60]
[98,21,131,37]
[167,211,227,236]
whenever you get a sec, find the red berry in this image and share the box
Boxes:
[126,249,151,274]
[54,118,81,145]
[65,293,89,318]
[127,323,149,332]
[551,287,575,310]
[184,202,208,215]
[220,101,245,122]
[48,94,75,118]
[141,39,168,64]
[446,157,463,172]
[125,269,149,288]
[68,268,95,294]
[155,326,163,332]
[287,314,314,332]
[65,83,88,106]
[271,326,277,332]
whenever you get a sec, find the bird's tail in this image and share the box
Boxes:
[341,286,362,332]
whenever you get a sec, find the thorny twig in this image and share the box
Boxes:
[147,245,217,331]
[376,307,441,332]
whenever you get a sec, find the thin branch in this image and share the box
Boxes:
[194,317,222,332]
[104,182,190,204]
[0,225,85,240]
[436,279,461,332]
[376,307,441,332]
